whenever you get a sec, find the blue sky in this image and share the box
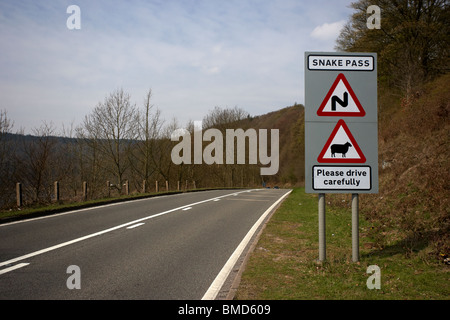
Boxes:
[0,0,354,134]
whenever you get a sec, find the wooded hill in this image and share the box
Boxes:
[0,103,304,209]
[333,0,449,259]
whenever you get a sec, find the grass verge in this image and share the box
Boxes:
[235,188,449,300]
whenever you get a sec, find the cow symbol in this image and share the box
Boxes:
[331,142,352,158]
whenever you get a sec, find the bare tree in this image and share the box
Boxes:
[202,106,250,187]
[203,106,249,130]
[129,89,164,191]
[76,124,105,199]
[0,110,16,208]
[54,122,80,200]
[81,88,138,194]
[152,117,179,184]
[18,122,57,203]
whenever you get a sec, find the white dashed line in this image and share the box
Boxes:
[126,223,145,229]
[0,263,30,275]
[0,189,258,269]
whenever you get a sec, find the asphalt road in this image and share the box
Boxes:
[0,188,291,300]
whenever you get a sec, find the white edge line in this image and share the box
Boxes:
[201,189,292,300]
[0,263,30,275]
[0,189,259,269]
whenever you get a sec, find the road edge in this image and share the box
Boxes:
[202,189,293,300]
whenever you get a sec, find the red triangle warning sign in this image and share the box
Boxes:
[317,73,366,117]
[317,119,366,163]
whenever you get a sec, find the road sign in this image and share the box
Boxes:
[307,54,374,71]
[305,52,378,263]
[317,119,366,163]
[312,166,371,190]
[317,73,365,117]
[305,52,378,194]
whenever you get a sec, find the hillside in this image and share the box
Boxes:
[327,74,449,259]
[375,74,449,255]
[238,104,305,187]
[238,73,448,259]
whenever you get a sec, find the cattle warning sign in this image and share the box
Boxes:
[317,119,366,163]
[305,51,378,194]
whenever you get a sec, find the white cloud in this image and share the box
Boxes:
[310,20,346,41]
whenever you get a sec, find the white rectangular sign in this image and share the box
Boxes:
[308,55,374,71]
[312,166,371,190]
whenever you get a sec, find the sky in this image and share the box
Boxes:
[0,0,355,134]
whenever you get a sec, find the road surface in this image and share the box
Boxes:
[0,188,291,300]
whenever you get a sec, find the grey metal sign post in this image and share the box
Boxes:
[304,52,378,262]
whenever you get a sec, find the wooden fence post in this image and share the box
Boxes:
[16,182,23,207]
[166,180,169,192]
[54,181,60,202]
[155,180,159,193]
[125,180,129,195]
[83,181,87,201]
